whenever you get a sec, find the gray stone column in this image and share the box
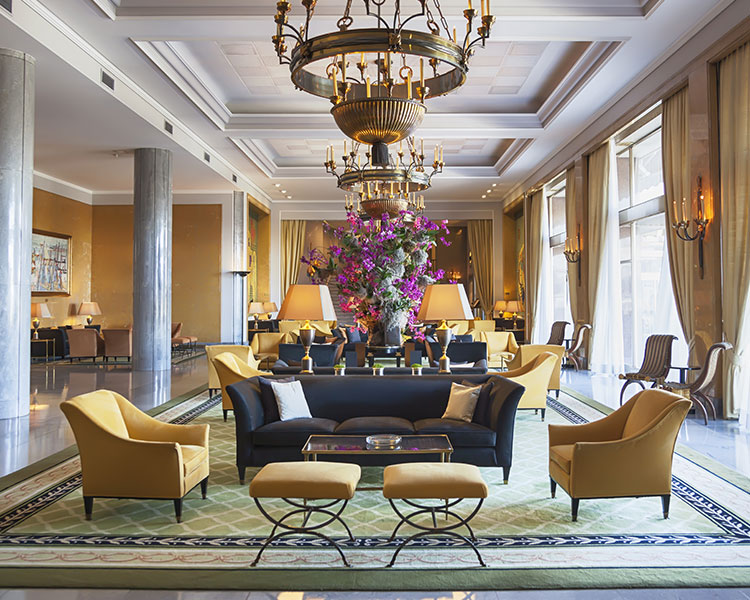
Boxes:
[0,49,34,420]
[132,148,172,371]
[231,191,248,344]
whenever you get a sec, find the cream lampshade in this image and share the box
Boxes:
[493,300,507,318]
[505,300,523,328]
[30,303,52,338]
[248,302,266,320]
[77,302,101,326]
[278,285,337,373]
[417,284,473,373]
[262,301,278,319]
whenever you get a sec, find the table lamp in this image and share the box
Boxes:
[506,300,523,328]
[277,285,337,373]
[248,302,266,321]
[263,301,278,319]
[30,303,52,339]
[417,284,473,373]
[493,300,507,319]
[77,302,101,326]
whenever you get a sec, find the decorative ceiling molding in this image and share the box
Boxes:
[88,0,117,20]
[494,139,534,176]
[230,138,275,178]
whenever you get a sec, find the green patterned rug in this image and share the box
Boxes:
[1,386,749,590]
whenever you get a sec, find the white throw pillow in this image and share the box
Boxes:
[441,382,481,423]
[270,380,312,421]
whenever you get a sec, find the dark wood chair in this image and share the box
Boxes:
[618,334,676,405]
[565,324,591,371]
[663,342,732,424]
[547,321,569,346]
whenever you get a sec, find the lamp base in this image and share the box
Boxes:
[438,354,451,374]
[301,355,314,374]
[86,316,93,326]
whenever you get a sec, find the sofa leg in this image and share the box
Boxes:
[200,477,208,499]
[502,465,510,484]
[223,409,228,422]
[571,498,580,522]
[174,499,183,523]
[238,465,246,485]
[83,496,93,520]
[550,478,557,498]
[661,494,671,519]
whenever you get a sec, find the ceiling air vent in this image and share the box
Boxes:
[203,152,210,163]
[100,70,115,91]
[164,121,173,135]
[232,174,238,183]
[0,0,11,13]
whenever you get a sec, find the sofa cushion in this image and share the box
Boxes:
[258,376,294,423]
[462,379,494,427]
[253,417,339,446]
[335,416,415,435]
[413,418,496,447]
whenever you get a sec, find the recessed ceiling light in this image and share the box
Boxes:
[281,190,287,193]
[481,195,486,199]
[287,195,292,199]
[492,183,497,187]
[275,183,281,187]
[486,189,491,193]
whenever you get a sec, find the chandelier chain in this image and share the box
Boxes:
[430,0,453,40]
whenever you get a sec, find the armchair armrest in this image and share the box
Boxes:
[115,395,209,448]
[548,404,633,447]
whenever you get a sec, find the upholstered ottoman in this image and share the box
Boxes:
[249,461,361,566]
[383,462,489,567]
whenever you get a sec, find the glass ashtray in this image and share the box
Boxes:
[366,434,402,448]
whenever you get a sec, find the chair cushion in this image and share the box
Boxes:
[383,463,488,499]
[181,444,208,477]
[335,416,415,435]
[549,444,574,474]
[252,418,339,446]
[413,418,496,447]
[249,461,361,500]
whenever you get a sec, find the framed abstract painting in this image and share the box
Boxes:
[31,230,71,296]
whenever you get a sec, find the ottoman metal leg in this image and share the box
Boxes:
[386,497,486,567]
[251,497,354,567]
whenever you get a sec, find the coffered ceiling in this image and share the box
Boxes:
[1,0,739,203]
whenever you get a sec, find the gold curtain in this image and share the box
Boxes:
[526,190,545,341]
[662,87,696,363]
[467,220,493,319]
[281,220,307,297]
[564,167,579,325]
[719,42,750,422]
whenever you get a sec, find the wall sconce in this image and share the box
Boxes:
[563,225,582,286]
[671,175,708,279]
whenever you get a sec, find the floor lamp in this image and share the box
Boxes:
[232,270,252,344]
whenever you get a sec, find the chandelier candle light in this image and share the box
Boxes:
[563,225,581,285]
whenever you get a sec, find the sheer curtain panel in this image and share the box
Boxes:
[281,220,307,297]
[565,167,579,325]
[527,191,553,343]
[719,42,750,424]
[587,140,624,373]
[467,220,494,319]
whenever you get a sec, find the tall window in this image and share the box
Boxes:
[546,174,573,327]
[615,108,687,370]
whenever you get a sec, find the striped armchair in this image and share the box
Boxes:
[547,321,570,346]
[618,334,676,405]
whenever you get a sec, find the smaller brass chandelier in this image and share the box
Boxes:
[325,137,443,219]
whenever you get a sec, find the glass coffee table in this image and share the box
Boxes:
[302,434,453,462]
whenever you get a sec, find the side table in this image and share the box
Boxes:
[31,338,55,363]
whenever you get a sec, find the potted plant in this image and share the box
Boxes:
[334,364,345,376]
[372,363,385,376]
[411,363,423,376]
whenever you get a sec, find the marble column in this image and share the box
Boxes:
[231,191,248,344]
[0,49,34,420]
[132,148,172,371]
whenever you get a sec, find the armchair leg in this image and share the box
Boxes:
[238,465,246,485]
[661,494,671,519]
[223,409,228,422]
[174,499,183,523]
[83,496,93,520]
[200,477,208,499]
[571,498,580,522]
[555,390,560,399]
[502,465,510,484]
[540,408,546,421]
[550,478,557,498]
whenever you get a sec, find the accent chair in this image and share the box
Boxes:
[547,321,569,346]
[250,332,291,368]
[66,328,104,362]
[506,344,565,397]
[212,352,271,420]
[618,334,677,405]
[549,389,690,521]
[501,351,558,420]
[60,390,210,522]
[205,344,261,397]
[102,328,132,362]
[565,323,591,371]
[480,331,519,369]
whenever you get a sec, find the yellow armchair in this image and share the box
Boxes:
[548,389,691,521]
[212,352,271,420]
[60,390,210,522]
[447,320,471,336]
[205,344,260,395]
[502,351,558,420]
[469,320,496,339]
[480,331,519,368]
[250,332,291,367]
[506,344,565,395]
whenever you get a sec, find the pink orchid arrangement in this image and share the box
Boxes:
[302,211,449,344]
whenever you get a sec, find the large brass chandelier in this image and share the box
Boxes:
[273,0,495,216]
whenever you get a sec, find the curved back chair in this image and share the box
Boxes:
[60,390,210,522]
[205,344,260,396]
[501,351,558,420]
[663,341,732,424]
[618,334,677,405]
[547,321,569,346]
[250,332,291,367]
[565,324,591,371]
[212,352,271,420]
[480,331,519,369]
[506,344,565,396]
[548,389,690,521]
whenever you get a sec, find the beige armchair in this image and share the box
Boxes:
[469,320,496,339]
[211,352,270,420]
[205,344,260,396]
[250,332,291,367]
[102,328,132,362]
[67,328,104,362]
[447,320,471,336]
[480,331,519,369]
[506,344,565,397]
[549,389,690,521]
[502,351,558,420]
[60,390,210,522]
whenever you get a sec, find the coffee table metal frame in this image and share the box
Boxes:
[302,434,453,463]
